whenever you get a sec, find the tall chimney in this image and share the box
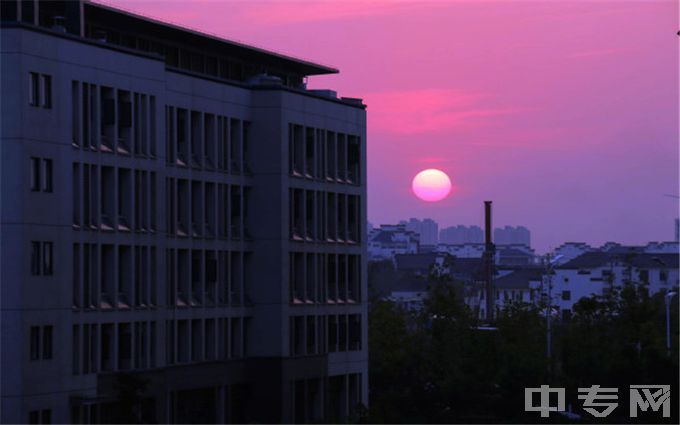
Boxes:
[484,201,495,322]
[485,201,492,245]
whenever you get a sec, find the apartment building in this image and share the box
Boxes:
[1,1,367,423]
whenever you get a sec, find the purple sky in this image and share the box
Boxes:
[104,0,679,252]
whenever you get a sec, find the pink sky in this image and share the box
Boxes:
[104,0,679,252]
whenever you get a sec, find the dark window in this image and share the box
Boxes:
[0,1,18,21]
[639,269,649,283]
[31,242,52,275]
[27,409,51,424]
[29,73,40,106]
[28,73,52,108]
[30,327,40,360]
[30,158,40,191]
[31,242,41,275]
[43,242,53,275]
[562,290,571,301]
[41,410,51,424]
[42,326,53,359]
[41,75,52,108]
[30,158,52,193]
[42,159,52,192]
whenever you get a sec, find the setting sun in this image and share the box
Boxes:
[412,169,452,202]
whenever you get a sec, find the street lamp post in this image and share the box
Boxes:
[665,291,677,357]
[543,254,563,375]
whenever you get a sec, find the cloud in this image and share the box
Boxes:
[234,1,426,25]
[568,47,632,59]
[364,89,531,134]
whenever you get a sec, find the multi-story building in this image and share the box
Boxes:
[439,225,483,244]
[550,252,679,319]
[401,218,438,246]
[367,224,419,261]
[493,225,531,247]
[1,1,367,423]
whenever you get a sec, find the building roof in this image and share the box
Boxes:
[448,257,484,277]
[494,268,543,289]
[394,253,441,272]
[559,252,679,270]
[87,1,338,77]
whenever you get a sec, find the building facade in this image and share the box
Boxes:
[1,1,367,423]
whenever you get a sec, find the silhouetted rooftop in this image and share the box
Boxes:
[559,252,679,269]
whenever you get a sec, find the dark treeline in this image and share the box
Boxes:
[365,278,678,424]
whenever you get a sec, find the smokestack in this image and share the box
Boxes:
[484,201,492,245]
[483,201,495,322]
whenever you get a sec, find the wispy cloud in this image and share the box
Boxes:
[568,47,632,59]
[233,0,427,25]
[365,89,532,134]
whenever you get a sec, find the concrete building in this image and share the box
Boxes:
[1,1,367,423]
[401,218,438,246]
[367,224,419,261]
[551,252,679,320]
[439,225,483,244]
[552,242,594,265]
[493,225,531,247]
[472,268,543,321]
[436,243,486,258]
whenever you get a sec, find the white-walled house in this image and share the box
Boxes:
[550,252,679,319]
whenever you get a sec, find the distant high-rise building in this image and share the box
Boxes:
[493,226,531,246]
[402,218,438,246]
[439,225,484,244]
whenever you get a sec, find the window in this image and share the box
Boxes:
[29,326,52,360]
[31,242,41,275]
[42,326,53,359]
[30,327,40,360]
[31,241,52,276]
[639,269,649,283]
[562,290,571,301]
[28,73,52,108]
[29,157,52,193]
[41,75,52,108]
[30,158,40,191]
[41,159,53,192]
[28,410,51,424]
[43,242,53,275]
[29,72,39,106]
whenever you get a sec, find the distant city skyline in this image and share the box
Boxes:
[105,0,678,252]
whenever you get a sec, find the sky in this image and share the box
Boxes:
[103,0,679,252]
